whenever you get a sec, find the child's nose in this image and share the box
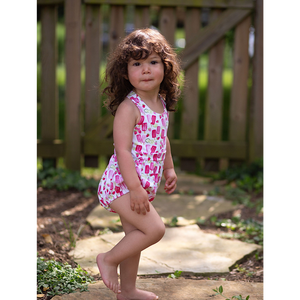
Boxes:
[142,65,150,74]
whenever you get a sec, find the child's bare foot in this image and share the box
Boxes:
[117,288,158,300]
[96,253,120,294]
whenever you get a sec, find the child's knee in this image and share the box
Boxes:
[151,221,165,243]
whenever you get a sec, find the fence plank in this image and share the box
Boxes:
[249,0,263,161]
[84,0,254,9]
[205,9,224,142]
[40,5,58,168]
[181,8,201,140]
[85,4,101,130]
[229,15,251,142]
[84,4,102,168]
[180,8,201,171]
[37,140,64,157]
[159,7,176,139]
[84,138,246,159]
[109,5,125,52]
[41,5,58,142]
[65,0,82,171]
[134,5,150,29]
[180,8,252,70]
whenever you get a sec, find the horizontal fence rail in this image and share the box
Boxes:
[37,0,263,172]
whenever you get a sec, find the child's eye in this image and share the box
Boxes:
[133,62,140,66]
[150,61,158,65]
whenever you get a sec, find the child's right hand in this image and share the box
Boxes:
[129,186,150,215]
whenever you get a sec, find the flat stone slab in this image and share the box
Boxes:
[69,225,261,276]
[87,194,236,229]
[52,278,263,300]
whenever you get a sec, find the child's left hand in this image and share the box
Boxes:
[163,168,177,194]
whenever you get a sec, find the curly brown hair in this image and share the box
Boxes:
[102,28,182,116]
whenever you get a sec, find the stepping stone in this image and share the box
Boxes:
[69,225,261,276]
[158,173,220,195]
[51,278,263,300]
[86,194,236,229]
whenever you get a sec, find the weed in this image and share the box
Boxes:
[213,286,250,300]
[168,270,182,279]
[61,218,84,248]
[169,216,178,227]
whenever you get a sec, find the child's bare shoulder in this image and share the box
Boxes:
[115,97,140,123]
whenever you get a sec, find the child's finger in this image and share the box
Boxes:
[144,201,150,213]
[165,178,176,188]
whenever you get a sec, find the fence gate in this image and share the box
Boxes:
[37,0,263,172]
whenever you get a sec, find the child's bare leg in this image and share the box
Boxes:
[97,193,164,296]
[117,217,158,300]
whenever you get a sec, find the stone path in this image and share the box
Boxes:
[69,225,261,276]
[86,194,236,229]
[61,173,263,299]
[86,173,234,229]
[52,278,263,300]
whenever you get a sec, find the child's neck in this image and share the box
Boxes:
[133,88,159,104]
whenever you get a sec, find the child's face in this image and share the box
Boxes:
[127,52,164,94]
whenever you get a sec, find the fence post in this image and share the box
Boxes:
[65,0,82,171]
[249,0,263,162]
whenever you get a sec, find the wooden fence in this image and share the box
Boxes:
[37,0,263,172]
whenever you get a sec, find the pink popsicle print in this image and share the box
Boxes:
[142,123,147,131]
[150,162,154,170]
[115,186,120,193]
[136,145,142,153]
[153,154,158,161]
[151,145,156,154]
[161,129,165,139]
[156,126,160,134]
[137,134,142,142]
[138,116,144,125]
[151,115,156,125]
[146,144,151,153]
[145,165,149,174]
[152,130,156,138]
[144,181,150,189]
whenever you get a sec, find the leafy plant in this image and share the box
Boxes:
[215,216,263,245]
[213,158,263,194]
[169,216,178,227]
[213,286,250,300]
[37,167,98,193]
[168,270,182,279]
[37,256,95,297]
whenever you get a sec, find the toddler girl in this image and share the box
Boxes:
[96,28,181,300]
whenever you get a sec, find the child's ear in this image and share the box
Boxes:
[123,74,128,80]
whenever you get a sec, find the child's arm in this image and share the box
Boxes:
[163,137,177,194]
[113,99,150,215]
